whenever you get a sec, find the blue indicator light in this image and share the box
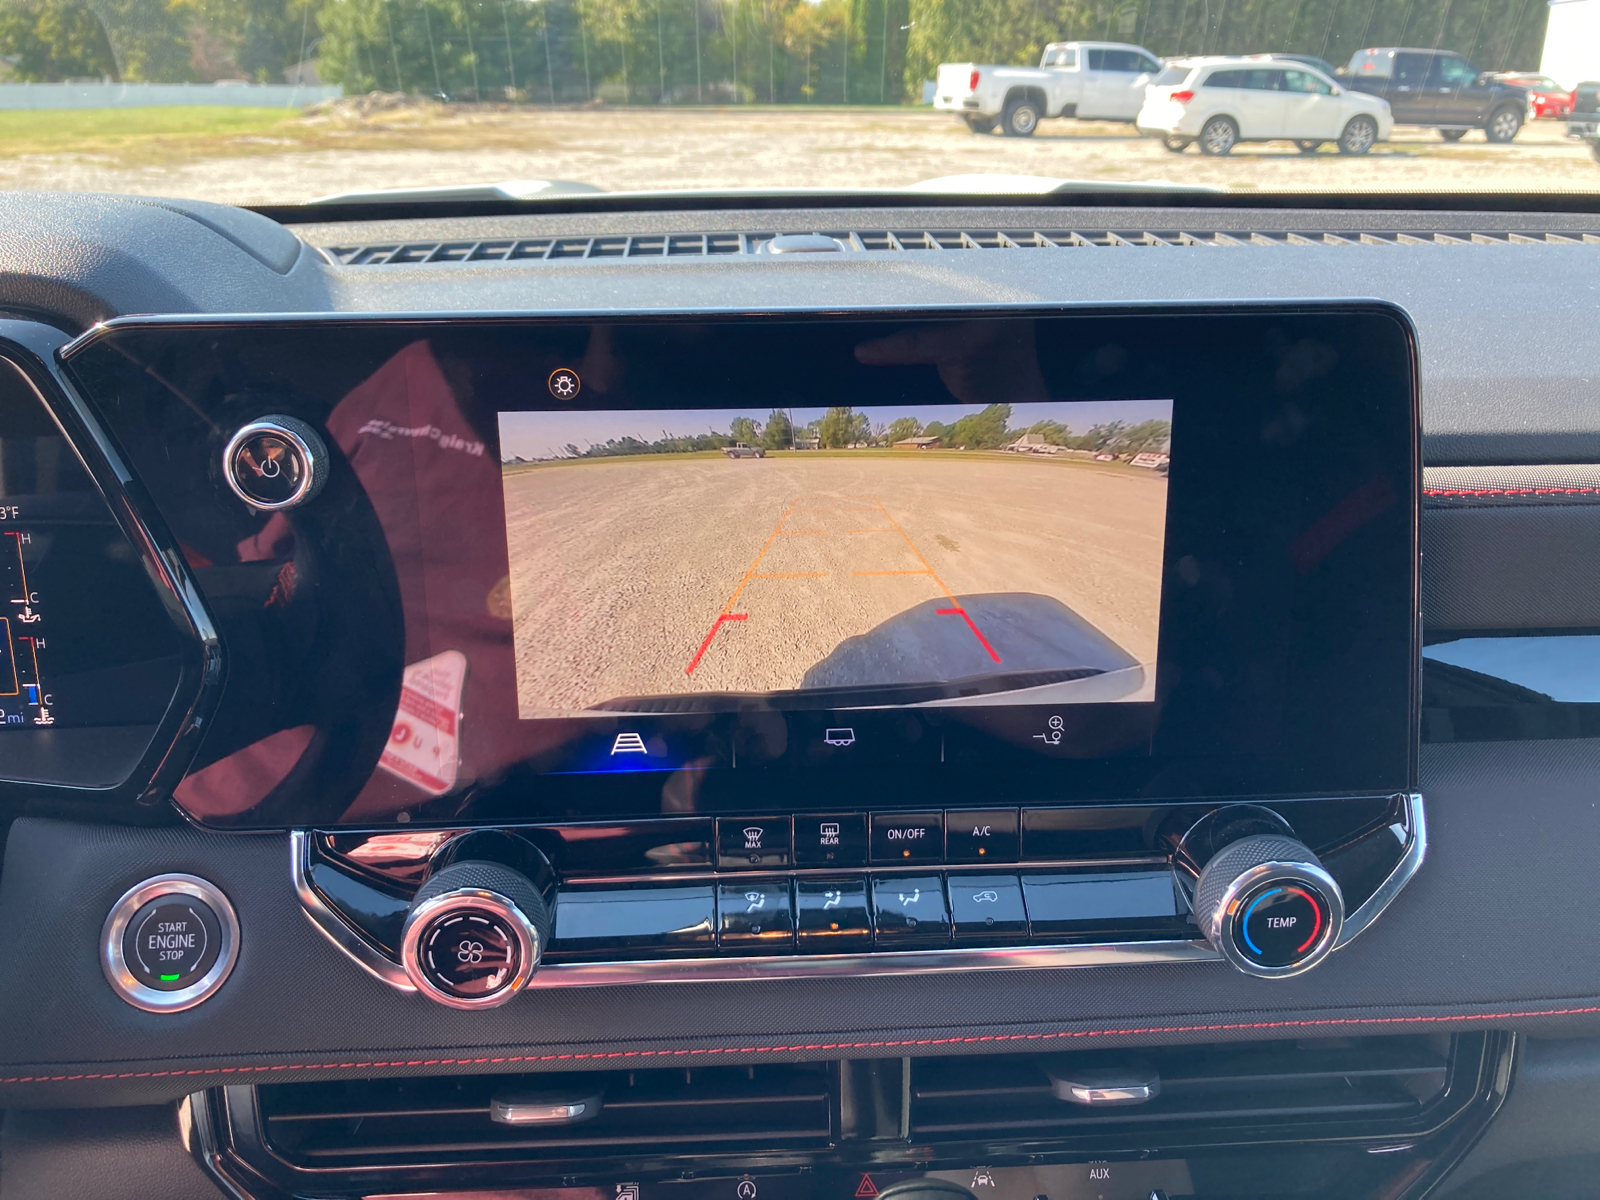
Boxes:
[1240,887,1284,956]
[23,685,36,704]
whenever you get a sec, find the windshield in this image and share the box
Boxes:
[0,0,1586,204]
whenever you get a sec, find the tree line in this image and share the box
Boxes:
[513,404,1170,460]
[0,0,1551,101]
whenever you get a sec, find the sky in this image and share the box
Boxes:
[497,399,1174,461]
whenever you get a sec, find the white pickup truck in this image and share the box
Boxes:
[934,41,1162,136]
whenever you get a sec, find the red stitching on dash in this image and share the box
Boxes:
[5,1006,1600,1086]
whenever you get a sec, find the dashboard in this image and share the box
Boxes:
[0,192,1598,1200]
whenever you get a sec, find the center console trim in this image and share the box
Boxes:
[291,794,1425,992]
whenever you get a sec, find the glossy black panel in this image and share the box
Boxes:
[550,885,716,960]
[57,308,1418,828]
[1021,806,1165,859]
[1022,871,1185,939]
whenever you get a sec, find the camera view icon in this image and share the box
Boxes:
[610,732,648,755]
[823,728,856,747]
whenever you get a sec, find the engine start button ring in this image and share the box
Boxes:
[101,874,240,1013]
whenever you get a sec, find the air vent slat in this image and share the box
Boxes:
[324,227,1600,263]
[257,1064,831,1168]
[911,1036,1457,1144]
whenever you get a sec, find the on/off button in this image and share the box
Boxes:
[870,812,944,864]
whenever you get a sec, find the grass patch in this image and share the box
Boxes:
[0,106,296,159]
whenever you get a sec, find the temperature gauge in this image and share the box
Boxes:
[0,528,54,727]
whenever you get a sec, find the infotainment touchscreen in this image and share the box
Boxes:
[57,307,1420,828]
[496,400,1171,718]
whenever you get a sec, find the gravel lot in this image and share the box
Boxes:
[1,106,1592,203]
[501,452,1167,715]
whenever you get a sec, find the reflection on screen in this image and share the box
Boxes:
[498,401,1171,719]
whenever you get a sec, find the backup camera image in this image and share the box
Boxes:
[499,400,1171,717]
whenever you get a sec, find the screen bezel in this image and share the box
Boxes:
[61,303,1421,829]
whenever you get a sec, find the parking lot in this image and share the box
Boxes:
[0,102,1592,202]
[500,452,1167,716]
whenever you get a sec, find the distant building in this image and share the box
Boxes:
[894,435,942,449]
[1129,451,1170,469]
[1004,432,1061,454]
[283,59,326,86]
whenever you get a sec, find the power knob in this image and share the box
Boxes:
[1189,828,1343,979]
[222,415,328,510]
[399,860,553,1009]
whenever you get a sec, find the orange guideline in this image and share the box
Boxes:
[685,494,1001,676]
[685,499,798,674]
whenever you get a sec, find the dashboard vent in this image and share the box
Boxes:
[254,1062,832,1168]
[323,228,1600,264]
[911,1034,1482,1147]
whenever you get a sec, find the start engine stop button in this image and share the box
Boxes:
[122,897,221,990]
[102,874,240,1013]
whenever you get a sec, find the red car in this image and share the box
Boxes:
[1496,73,1574,118]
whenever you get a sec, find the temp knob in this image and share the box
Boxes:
[1191,834,1343,979]
[399,860,552,1009]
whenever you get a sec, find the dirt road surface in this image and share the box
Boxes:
[501,452,1167,715]
[0,107,1592,203]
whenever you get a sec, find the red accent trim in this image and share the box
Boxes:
[1287,888,1323,954]
[8,1007,1600,1085]
[685,613,748,675]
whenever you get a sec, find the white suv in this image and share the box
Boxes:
[1136,58,1393,155]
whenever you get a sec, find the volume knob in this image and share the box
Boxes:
[1192,834,1343,979]
[399,860,552,1009]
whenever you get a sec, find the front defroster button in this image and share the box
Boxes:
[717,817,792,869]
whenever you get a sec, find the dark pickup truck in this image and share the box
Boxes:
[1342,48,1528,141]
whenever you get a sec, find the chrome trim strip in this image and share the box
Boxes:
[518,938,1221,988]
[291,830,417,992]
[1334,792,1426,949]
